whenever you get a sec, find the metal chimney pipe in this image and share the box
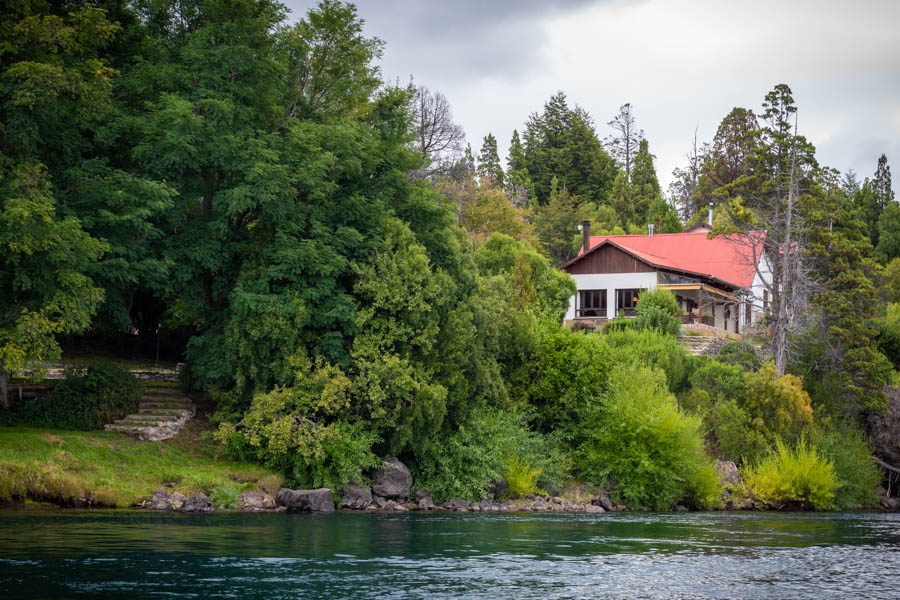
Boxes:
[648,223,654,238]
[582,220,591,253]
[708,202,714,224]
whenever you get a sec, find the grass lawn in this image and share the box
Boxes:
[0,419,280,508]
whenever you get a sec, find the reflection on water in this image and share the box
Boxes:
[1,510,899,599]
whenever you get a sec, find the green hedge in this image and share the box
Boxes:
[2,363,141,430]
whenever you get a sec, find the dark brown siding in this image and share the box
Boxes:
[565,244,655,275]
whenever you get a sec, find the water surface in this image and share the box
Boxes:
[1,510,898,599]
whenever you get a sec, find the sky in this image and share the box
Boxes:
[283,0,900,190]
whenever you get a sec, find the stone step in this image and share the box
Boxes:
[141,388,187,396]
[138,400,196,411]
[137,409,192,419]
[120,414,182,424]
[105,423,152,433]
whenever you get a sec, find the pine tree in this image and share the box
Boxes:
[630,139,662,224]
[476,133,504,187]
[606,103,643,183]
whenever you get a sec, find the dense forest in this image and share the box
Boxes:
[2,0,899,510]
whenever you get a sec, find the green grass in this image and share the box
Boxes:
[0,427,277,508]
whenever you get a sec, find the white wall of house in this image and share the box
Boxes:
[565,272,658,320]
[739,251,772,330]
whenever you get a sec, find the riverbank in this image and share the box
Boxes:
[0,426,278,508]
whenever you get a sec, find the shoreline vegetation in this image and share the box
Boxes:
[1,0,899,519]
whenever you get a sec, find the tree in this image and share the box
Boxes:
[695,107,760,210]
[0,2,122,406]
[876,202,900,263]
[0,165,106,407]
[606,103,643,183]
[533,178,582,265]
[668,129,707,221]
[858,154,895,251]
[630,139,662,224]
[505,129,534,207]
[476,133,504,187]
[409,84,465,178]
[523,91,616,205]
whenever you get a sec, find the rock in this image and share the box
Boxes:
[240,491,275,510]
[169,492,187,510]
[147,489,173,511]
[371,456,412,500]
[868,386,900,469]
[417,496,435,510]
[442,498,471,510]
[414,489,432,502]
[592,493,613,511]
[584,504,605,514]
[489,476,507,501]
[715,460,743,487]
[180,493,214,513]
[340,483,373,510]
[276,488,335,514]
[371,495,392,509]
[674,504,689,512]
[881,497,899,510]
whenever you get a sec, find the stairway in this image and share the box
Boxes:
[677,335,730,357]
[105,387,196,442]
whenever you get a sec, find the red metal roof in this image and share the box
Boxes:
[569,230,765,288]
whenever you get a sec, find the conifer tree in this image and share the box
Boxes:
[476,133,504,187]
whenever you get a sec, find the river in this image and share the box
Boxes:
[1,509,898,599]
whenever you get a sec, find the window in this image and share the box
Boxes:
[616,288,644,316]
[577,289,606,317]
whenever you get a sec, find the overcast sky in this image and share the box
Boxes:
[284,0,900,190]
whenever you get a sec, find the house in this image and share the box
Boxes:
[561,221,771,333]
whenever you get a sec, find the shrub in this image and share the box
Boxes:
[530,328,613,434]
[605,328,695,394]
[413,407,564,502]
[503,455,543,499]
[602,317,634,334]
[717,341,762,371]
[633,288,682,336]
[216,359,381,491]
[575,365,721,510]
[815,426,881,509]
[1,362,140,430]
[688,360,814,464]
[743,438,838,510]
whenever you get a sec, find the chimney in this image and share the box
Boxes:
[708,202,714,225]
[581,220,591,253]
[648,223,654,238]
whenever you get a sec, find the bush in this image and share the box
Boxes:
[413,407,564,502]
[215,359,381,491]
[633,288,682,336]
[1,362,140,430]
[605,328,695,395]
[743,438,838,510]
[717,341,762,371]
[530,328,613,434]
[815,426,881,509]
[687,360,814,464]
[575,365,720,510]
[602,318,634,334]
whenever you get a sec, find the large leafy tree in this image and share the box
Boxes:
[0,2,120,405]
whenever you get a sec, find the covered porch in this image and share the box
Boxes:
[659,282,741,334]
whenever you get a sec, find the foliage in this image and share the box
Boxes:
[743,438,838,510]
[476,133,504,186]
[413,407,563,502]
[883,258,900,303]
[2,363,140,430]
[459,187,535,248]
[503,455,544,499]
[529,328,612,435]
[532,180,583,265]
[815,426,881,509]
[717,341,762,371]
[687,360,814,464]
[605,328,694,395]
[522,92,617,206]
[876,202,900,264]
[632,288,682,336]
[575,365,720,510]
[216,357,380,491]
[873,303,900,369]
